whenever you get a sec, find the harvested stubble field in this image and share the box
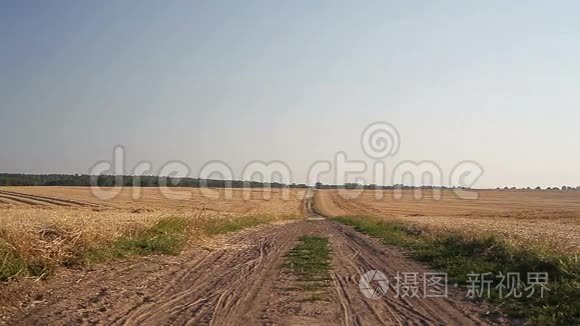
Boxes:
[1,186,579,324]
[0,187,306,282]
[0,187,504,325]
[0,186,306,215]
[314,189,580,254]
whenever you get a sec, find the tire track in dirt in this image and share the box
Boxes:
[324,221,495,325]
[116,223,303,325]
[10,222,311,326]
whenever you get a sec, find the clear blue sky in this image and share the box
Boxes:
[1,1,579,188]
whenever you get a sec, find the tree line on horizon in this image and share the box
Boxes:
[496,185,580,191]
[314,182,472,190]
[0,173,309,188]
[0,174,576,191]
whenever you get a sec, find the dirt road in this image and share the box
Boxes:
[7,196,498,325]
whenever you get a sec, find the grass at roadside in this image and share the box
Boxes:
[333,216,580,324]
[0,247,27,281]
[1,216,191,281]
[285,235,332,300]
[81,216,190,264]
[0,214,294,282]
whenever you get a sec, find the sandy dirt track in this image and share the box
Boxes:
[6,196,498,326]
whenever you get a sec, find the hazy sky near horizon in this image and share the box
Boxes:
[1,1,580,188]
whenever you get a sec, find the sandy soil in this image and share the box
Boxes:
[2,195,502,326]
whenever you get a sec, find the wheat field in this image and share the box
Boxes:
[0,186,306,215]
[314,189,580,254]
[0,187,306,278]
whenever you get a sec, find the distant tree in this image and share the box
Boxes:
[315,182,323,189]
[344,183,361,190]
[503,186,509,190]
[535,186,542,190]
